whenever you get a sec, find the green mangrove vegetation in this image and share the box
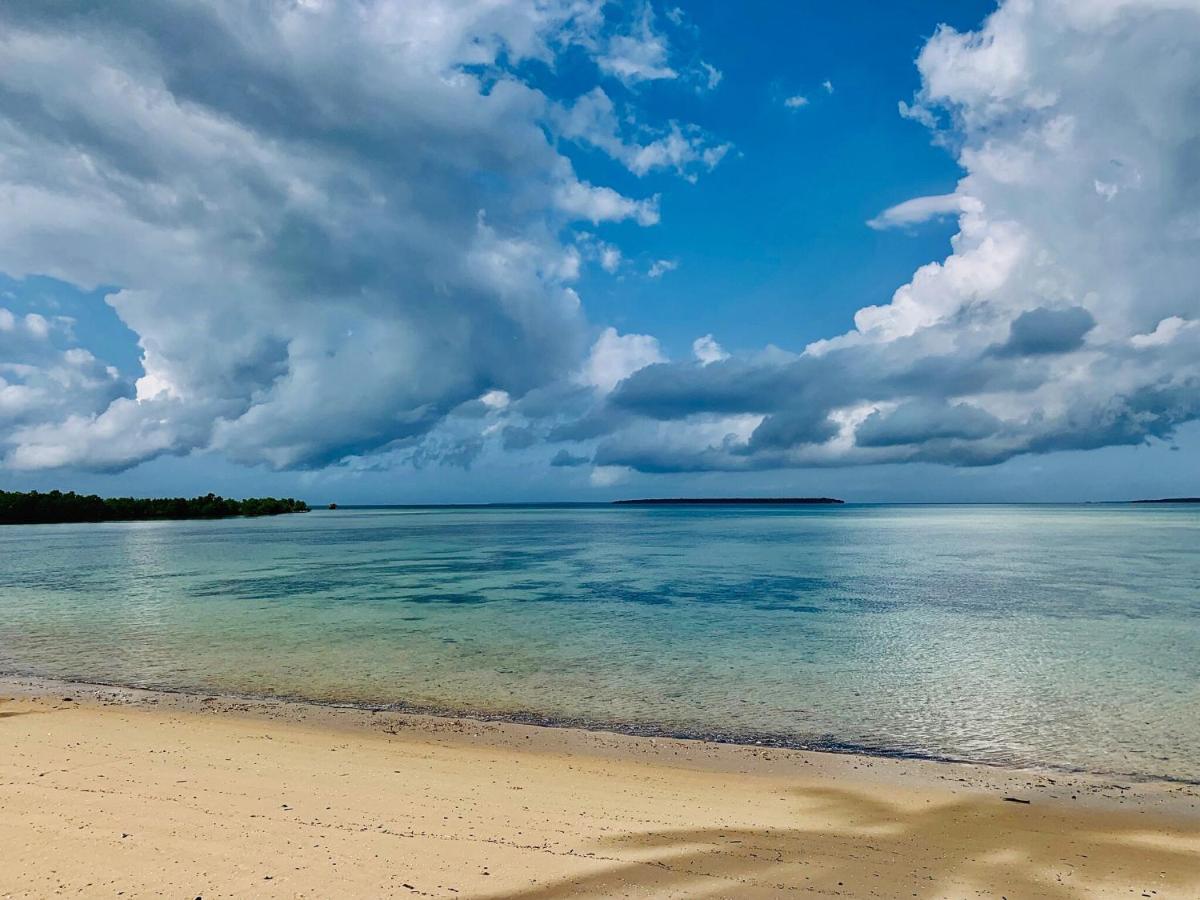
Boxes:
[0,491,309,525]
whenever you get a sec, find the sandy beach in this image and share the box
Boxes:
[1,678,1198,898]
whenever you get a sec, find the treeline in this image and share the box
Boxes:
[0,490,309,525]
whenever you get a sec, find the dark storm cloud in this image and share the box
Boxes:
[549,449,590,467]
[855,400,1003,448]
[995,307,1096,357]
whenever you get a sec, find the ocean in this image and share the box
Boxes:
[2,503,1197,781]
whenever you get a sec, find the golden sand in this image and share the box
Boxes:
[2,680,1198,898]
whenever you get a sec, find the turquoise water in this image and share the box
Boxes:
[1,504,1198,781]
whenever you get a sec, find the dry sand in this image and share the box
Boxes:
[2,677,1199,899]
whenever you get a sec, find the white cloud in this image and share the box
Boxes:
[647,259,679,278]
[822,80,834,94]
[0,309,126,444]
[573,233,624,274]
[598,7,676,86]
[554,88,730,180]
[589,464,632,487]
[578,0,1200,474]
[23,313,50,339]
[627,126,731,179]
[867,193,968,230]
[692,334,729,365]
[582,327,665,393]
[898,100,938,128]
[8,398,189,472]
[701,61,723,91]
[479,389,511,410]
[554,181,660,226]
[1131,316,1198,349]
[784,95,809,109]
[0,0,715,473]
[8,0,1198,480]
[599,244,622,273]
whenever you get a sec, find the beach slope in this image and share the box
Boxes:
[2,686,1199,898]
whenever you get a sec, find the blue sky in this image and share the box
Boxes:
[565,1,994,355]
[0,0,1197,503]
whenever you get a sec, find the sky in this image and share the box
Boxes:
[1,0,1198,504]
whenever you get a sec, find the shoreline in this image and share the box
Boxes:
[5,672,1200,816]
[4,675,1200,897]
[2,670,1195,789]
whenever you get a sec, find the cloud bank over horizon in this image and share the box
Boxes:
[575,0,1200,475]
[1,0,1198,486]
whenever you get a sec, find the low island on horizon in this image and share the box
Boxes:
[613,497,845,506]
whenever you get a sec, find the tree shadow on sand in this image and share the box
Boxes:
[0,709,43,719]
[487,784,1200,899]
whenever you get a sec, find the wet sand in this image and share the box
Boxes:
[2,676,1199,898]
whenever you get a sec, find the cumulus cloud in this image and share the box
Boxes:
[784,95,809,109]
[581,327,666,394]
[560,0,1200,473]
[6,0,1198,483]
[554,182,660,226]
[692,334,729,365]
[0,0,710,472]
[0,307,126,438]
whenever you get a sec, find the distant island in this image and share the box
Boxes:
[614,497,844,506]
[1131,497,1200,504]
[0,490,309,525]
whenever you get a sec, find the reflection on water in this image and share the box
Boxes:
[1,504,1198,781]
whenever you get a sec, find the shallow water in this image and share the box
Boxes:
[2,504,1198,780]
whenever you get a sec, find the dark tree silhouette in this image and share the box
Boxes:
[0,490,308,525]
